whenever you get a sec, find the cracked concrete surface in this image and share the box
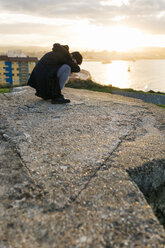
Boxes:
[0,87,165,247]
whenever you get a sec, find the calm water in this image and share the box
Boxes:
[81,60,165,93]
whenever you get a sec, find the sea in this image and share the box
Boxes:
[81,60,165,93]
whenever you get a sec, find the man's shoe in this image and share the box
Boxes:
[51,97,70,104]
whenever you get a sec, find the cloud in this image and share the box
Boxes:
[0,23,63,35]
[100,0,129,7]
[0,22,70,47]
[0,0,100,18]
[0,0,165,35]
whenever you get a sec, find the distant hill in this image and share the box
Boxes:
[1,45,165,60]
[0,45,49,59]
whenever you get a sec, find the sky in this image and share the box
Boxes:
[0,0,165,51]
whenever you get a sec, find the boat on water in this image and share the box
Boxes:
[102,60,112,64]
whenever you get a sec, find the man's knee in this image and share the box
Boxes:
[58,64,71,75]
[63,64,71,74]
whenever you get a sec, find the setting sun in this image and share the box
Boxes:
[65,22,165,51]
[90,26,143,51]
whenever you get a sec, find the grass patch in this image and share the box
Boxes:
[0,88,10,94]
[66,79,113,93]
[155,104,165,109]
[0,84,27,94]
[66,79,165,96]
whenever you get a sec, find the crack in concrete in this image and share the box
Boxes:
[10,145,45,196]
[0,129,45,201]
[3,110,145,214]
[0,97,150,215]
[42,131,138,213]
[41,111,148,213]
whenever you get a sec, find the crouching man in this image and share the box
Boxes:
[28,43,83,104]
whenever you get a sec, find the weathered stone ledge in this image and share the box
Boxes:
[0,87,165,247]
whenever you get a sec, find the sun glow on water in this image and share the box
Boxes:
[82,60,165,92]
[105,62,129,88]
[82,61,132,89]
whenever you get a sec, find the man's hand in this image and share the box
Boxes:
[72,58,78,64]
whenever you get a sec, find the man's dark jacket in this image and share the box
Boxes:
[28,43,80,99]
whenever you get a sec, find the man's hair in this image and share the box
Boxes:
[52,43,69,52]
[71,51,83,65]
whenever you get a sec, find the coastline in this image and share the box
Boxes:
[66,79,165,106]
